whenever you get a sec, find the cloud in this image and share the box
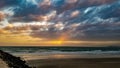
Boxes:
[0,0,120,41]
[0,11,5,21]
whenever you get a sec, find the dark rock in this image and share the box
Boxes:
[0,50,36,68]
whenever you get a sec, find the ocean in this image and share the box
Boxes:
[0,46,120,55]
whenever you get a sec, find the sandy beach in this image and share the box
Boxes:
[0,59,8,68]
[27,58,120,68]
[22,54,120,68]
[1,54,120,68]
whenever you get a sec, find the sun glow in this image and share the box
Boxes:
[0,30,120,46]
[48,40,64,45]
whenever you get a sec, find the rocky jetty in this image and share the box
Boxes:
[0,50,35,68]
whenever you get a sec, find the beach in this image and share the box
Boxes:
[0,59,8,68]
[1,46,120,68]
[1,53,120,68]
[22,54,120,68]
[27,58,120,68]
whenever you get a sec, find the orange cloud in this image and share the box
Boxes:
[29,10,56,21]
[0,11,5,21]
[70,10,80,18]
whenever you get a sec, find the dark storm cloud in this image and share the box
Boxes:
[0,0,120,41]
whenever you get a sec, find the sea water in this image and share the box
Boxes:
[0,46,120,55]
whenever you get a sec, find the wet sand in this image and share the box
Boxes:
[26,58,120,68]
[1,54,120,68]
[20,54,120,68]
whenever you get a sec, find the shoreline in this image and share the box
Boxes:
[17,53,120,61]
[1,53,120,68]
[20,54,120,68]
[26,57,120,68]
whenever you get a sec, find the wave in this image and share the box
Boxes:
[0,47,120,55]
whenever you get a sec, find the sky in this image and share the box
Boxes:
[0,0,120,46]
